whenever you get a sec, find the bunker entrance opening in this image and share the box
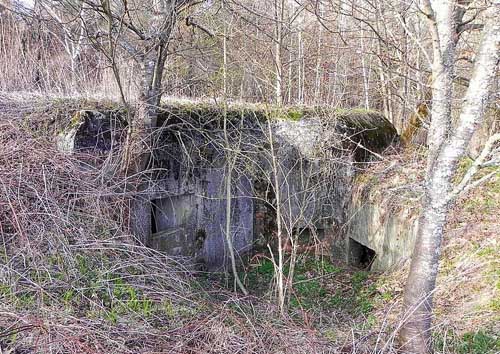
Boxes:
[348,238,376,270]
[151,198,176,235]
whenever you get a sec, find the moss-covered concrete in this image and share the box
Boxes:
[157,103,397,158]
[49,97,399,271]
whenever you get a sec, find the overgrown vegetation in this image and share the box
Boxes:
[1,95,498,353]
[244,257,377,318]
[0,0,498,351]
[0,115,337,353]
[433,330,500,354]
[347,149,500,352]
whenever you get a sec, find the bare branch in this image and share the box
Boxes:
[449,133,500,201]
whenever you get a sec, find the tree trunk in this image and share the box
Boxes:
[274,0,283,106]
[400,5,500,352]
[123,54,159,174]
[127,45,168,243]
[399,177,449,352]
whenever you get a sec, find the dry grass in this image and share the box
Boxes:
[0,98,347,354]
[1,95,497,353]
[357,148,500,352]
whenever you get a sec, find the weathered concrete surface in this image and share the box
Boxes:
[147,106,397,271]
[147,166,254,271]
[345,200,419,271]
[57,110,125,153]
[333,162,423,271]
[58,104,398,271]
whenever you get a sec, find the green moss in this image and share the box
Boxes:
[0,284,13,300]
[68,111,82,128]
[323,328,337,342]
[294,277,327,299]
[15,291,36,308]
[292,258,342,276]
[477,246,498,258]
[464,193,498,214]
[455,157,500,194]
[162,299,176,318]
[333,107,378,116]
[285,109,304,121]
[159,102,390,129]
[257,259,275,275]
[351,271,369,290]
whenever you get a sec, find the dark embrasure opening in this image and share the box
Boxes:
[348,238,376,270]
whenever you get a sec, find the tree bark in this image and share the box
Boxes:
[126,53,161,244]
[126,42,169,243]
[274,0,284,106]
[400,4,500,352]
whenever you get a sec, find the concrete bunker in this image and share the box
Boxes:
[58,104,398,271]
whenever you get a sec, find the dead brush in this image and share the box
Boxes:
[1,96,493,353]
[0,118,191,351]
[0,110,348,354]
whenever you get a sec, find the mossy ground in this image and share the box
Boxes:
[222,249,499,353]
[241,256,379,319]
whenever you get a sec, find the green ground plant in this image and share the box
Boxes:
[434,330,500,354]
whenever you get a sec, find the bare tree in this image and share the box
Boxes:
[399,2,499,353]
[26,0,200,172]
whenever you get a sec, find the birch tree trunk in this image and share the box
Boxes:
[125,2,176,242]
[313,3,324,104]
[126,48,168,244]
[399,3,500,353]
[123,45,167,175]
[274,0,284,106]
